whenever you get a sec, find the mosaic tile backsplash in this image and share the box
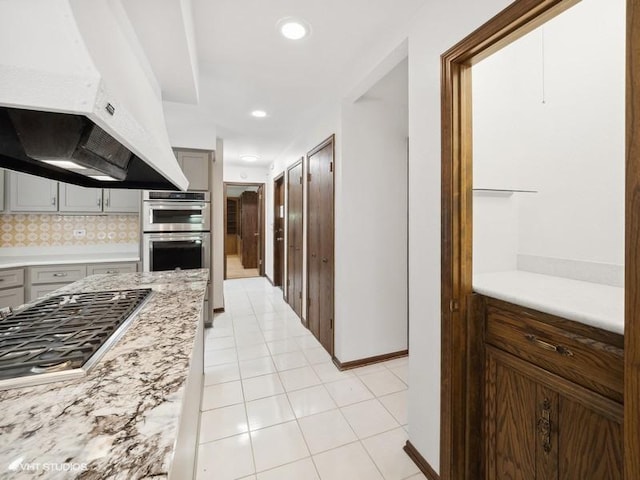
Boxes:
[0,214,139,247]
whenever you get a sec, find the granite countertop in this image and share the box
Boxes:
[473,270,624,335]
[0,269,209,479]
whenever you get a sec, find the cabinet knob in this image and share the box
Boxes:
[51,197,56,206]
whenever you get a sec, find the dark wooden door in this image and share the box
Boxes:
[241,191,258,268]
[274,175,285,287]
[287,161,304,318]
[307,136,334,355]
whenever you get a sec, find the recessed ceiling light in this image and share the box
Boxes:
[251,110,267,118]
[42,160,86,170]
[241,155,258,163]
[277,18,310,40]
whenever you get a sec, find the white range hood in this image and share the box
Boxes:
[0,0,189,190]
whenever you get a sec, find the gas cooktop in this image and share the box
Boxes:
[0,288,152,390]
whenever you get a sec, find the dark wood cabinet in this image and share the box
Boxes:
[483,297,623,480]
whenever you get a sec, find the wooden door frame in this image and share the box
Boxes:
[440,0,640,479]
[273,172,285,288]
[286,158,304,309]
[223,182,266,280]
[306,135,335,356]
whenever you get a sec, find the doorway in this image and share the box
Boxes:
[306,136,335,355]
[273,174,285,288]
[287,159,304,320]
[224,183,265,280]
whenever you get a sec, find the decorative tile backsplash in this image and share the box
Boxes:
[0,214,139,248]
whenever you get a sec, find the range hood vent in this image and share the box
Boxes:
[0,0,190,191]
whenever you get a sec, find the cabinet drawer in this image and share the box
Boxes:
[86,262,137,276]
[0,268,24,289]
[28,283,71,302]
[28,265,87,285]
[485,298,624,402]
[0,286,24,309]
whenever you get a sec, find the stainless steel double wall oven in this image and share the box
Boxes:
[142,191,211,273]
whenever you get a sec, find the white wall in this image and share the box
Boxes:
[224,164,270,184]
[336,58,409,362]
[406,0,513,471]
[473,0,625,275]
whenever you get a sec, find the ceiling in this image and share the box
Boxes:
[124,0,424,166]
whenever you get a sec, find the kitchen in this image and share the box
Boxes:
[0,0,637,478]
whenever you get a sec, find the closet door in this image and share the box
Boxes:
[241,191,259,268]
[306,136,334,355]
[287,160,304,319]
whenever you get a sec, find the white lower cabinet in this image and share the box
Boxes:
[86,262,137,275]
[0,268,25,309]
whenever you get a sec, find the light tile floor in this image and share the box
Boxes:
[197,277,425,480]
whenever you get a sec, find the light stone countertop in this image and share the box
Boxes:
[0,245,140,269]
[0,269,209,479]
[473,270,624,335]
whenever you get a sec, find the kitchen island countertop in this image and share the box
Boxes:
[0,269,208,479]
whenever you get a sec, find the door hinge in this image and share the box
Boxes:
[307,173,311,182]
[299,291,302,299]
[329,161,333,173]
[330,317,333,329]
[307,297,310,308]
[449,299,459,312]
[299,176,303,184]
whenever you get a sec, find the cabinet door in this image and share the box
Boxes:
[103,188,140,213]
[177,151,210,191]
[486,349,538,480]
[8,172,58,212]
[59,183,102,212]
[558,396,622,480]
[486,347,623,480]
[0,286,24,309]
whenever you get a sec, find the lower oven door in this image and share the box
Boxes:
[143,232,210,272]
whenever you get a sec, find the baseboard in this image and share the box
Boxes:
[332,349,408,371]
[213,307,225,313]
[265,275,274,286]
[403,441,440,480]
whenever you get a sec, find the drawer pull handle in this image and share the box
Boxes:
[105,270,117,274]
[525,334,574,357]
[52,273,68,278]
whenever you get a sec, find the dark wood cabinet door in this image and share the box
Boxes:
[486,346,623,480]
[486,349,538,480]
[558,396,622,480]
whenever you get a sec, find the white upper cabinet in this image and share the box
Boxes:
[8,172,58,212]
[176,150,210,191]
[5,172,140,214]
[59,184,103,212]
[103,189,140,213]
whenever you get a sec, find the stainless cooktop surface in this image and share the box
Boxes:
[0,289,152,389]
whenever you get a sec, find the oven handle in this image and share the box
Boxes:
[147,234,208,242]
[147,204,208,210]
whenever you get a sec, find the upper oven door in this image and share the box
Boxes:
[142,201,211,232]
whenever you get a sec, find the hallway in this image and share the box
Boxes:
[197,277,424,480]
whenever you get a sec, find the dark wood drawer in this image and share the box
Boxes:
[484,297,623,403]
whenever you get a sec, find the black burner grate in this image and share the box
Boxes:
[0,289,151,381]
